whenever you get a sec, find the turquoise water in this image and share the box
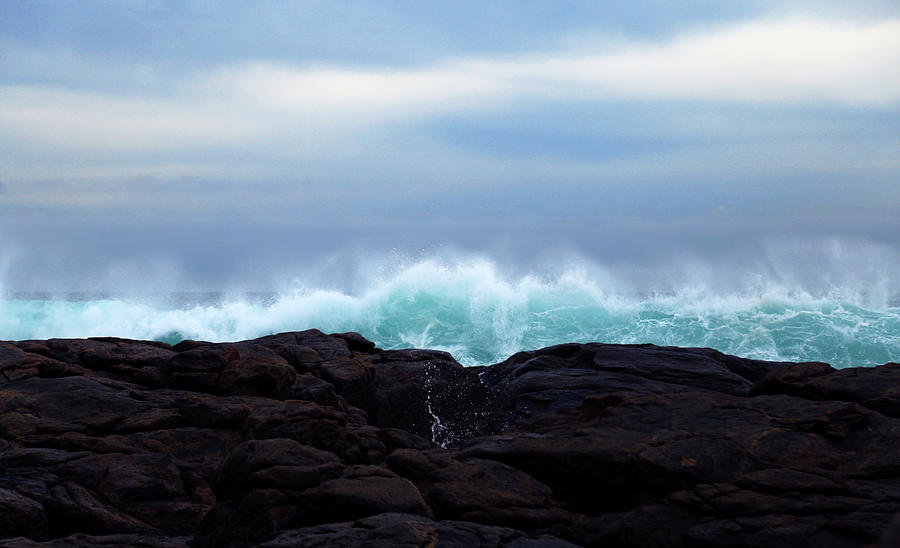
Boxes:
[2,259,898,368]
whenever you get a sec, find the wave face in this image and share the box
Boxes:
[2,257,898,369]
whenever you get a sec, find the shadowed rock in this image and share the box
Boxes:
[1,333,898,547]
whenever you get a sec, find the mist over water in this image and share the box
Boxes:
[2,237,898,369]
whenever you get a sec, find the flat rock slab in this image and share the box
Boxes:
[1,331,898,547]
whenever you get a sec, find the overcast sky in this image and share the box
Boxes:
[1,1,899,291]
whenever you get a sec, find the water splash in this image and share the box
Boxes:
[2,252,898,369]
[422,361,450,447]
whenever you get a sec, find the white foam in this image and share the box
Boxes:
[2,240,899,368]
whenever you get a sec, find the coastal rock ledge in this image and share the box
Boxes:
[1,331,899,547]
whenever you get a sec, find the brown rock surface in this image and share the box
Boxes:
[1,332,898,547]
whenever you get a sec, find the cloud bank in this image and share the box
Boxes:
[1,14,898,235]
[3,17,898,159]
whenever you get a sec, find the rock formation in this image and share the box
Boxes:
[1,331,898,547]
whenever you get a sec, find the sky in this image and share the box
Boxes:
[1,1,899,291]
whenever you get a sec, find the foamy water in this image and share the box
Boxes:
[2,257,898,368]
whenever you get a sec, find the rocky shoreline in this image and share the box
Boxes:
[1,331,898,547]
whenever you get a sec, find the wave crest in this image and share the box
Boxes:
[2,252,898,368]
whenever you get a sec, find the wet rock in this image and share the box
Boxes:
[298,467,433,524]
[1,333,898,547]
[257,512,579,548]
[386,448,561,529]
[0,487,47,540]
[14,338,173,388]
[167,344,296,398]
[214,439,341,497]
[0,533,192,547]
[371,352,500,445]
[755,362,900,418]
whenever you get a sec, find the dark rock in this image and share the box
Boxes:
[0,533,192,547]
[214,439,341,497]
[1,332,898,547]
[0,487,47,539]
[755,362,900,417]
[298,467,433,523]
[238,399,383,463]
[0,342,89,384]
[14,338,174,388]
[256,512,579,548]
[332,331,377,352]
[370,353,500,446]
[386,448,561,529]
[876,513,900,548]
[167,344,296,398]
[289,373,340,407]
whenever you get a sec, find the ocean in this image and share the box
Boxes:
[2,256,898,369]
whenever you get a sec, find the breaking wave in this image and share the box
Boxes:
[2,253,898,368]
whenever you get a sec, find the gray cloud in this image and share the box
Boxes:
[2,17,898,225]
[2,4,899,293]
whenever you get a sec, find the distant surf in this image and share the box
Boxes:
[2,256,898,369]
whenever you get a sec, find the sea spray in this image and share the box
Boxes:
[423,361,449,447]
[1,255,898,369]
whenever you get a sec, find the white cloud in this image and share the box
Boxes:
[202,17,900,118]
[536,18,900,104]
[1,16,898,184]
[203,63,508,116]
[0,87,254,152]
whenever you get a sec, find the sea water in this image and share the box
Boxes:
[2,257,898,369]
